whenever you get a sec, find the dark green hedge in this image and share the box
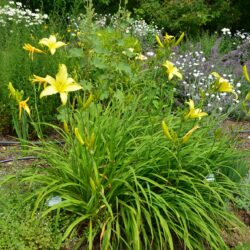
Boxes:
[19,0,250,33]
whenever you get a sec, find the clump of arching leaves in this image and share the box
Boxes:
[2,3,250,250]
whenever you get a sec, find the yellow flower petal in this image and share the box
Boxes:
[185,99,194,110]
[60,92,68,105]
[45,75,56,85]
[40,85,58,98]
[55,41,67,48]
[50,48,56,55]
[175,71,183,80]
[56,64,68,83]
[217,81,233,92]
[64,84,83,92]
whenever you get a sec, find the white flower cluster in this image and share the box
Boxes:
[170,50,241,113]
[221,28,231,36]
[234,30,250,41]
[221,28,250,41]
[0,1,48,27]
[124,19,162,38]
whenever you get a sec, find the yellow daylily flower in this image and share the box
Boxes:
[39,35,66,55]
[23,43,45,60]
[182,125,200,143]
[162,61,183,80]
[19,97,31,119]
[163,33,174,44]
[211,72,237,96]
[31,74,50,88]
[185,99,208,120]
[162,121,173,141]
[39,64,82,105]
[243,65,250,83]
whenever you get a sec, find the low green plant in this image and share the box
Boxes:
[0,182,62,249]
[233,243,250,250]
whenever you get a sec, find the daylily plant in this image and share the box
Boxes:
[185,99,207,120]
[38,64,82,105]
[162,60,183,80]
[39,35,66,55]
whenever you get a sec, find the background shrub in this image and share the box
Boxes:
[17,0,250,34]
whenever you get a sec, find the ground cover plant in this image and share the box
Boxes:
[0,0,250,249]
[0,180,63,249]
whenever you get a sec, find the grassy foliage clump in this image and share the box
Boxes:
[11,96,247,249]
